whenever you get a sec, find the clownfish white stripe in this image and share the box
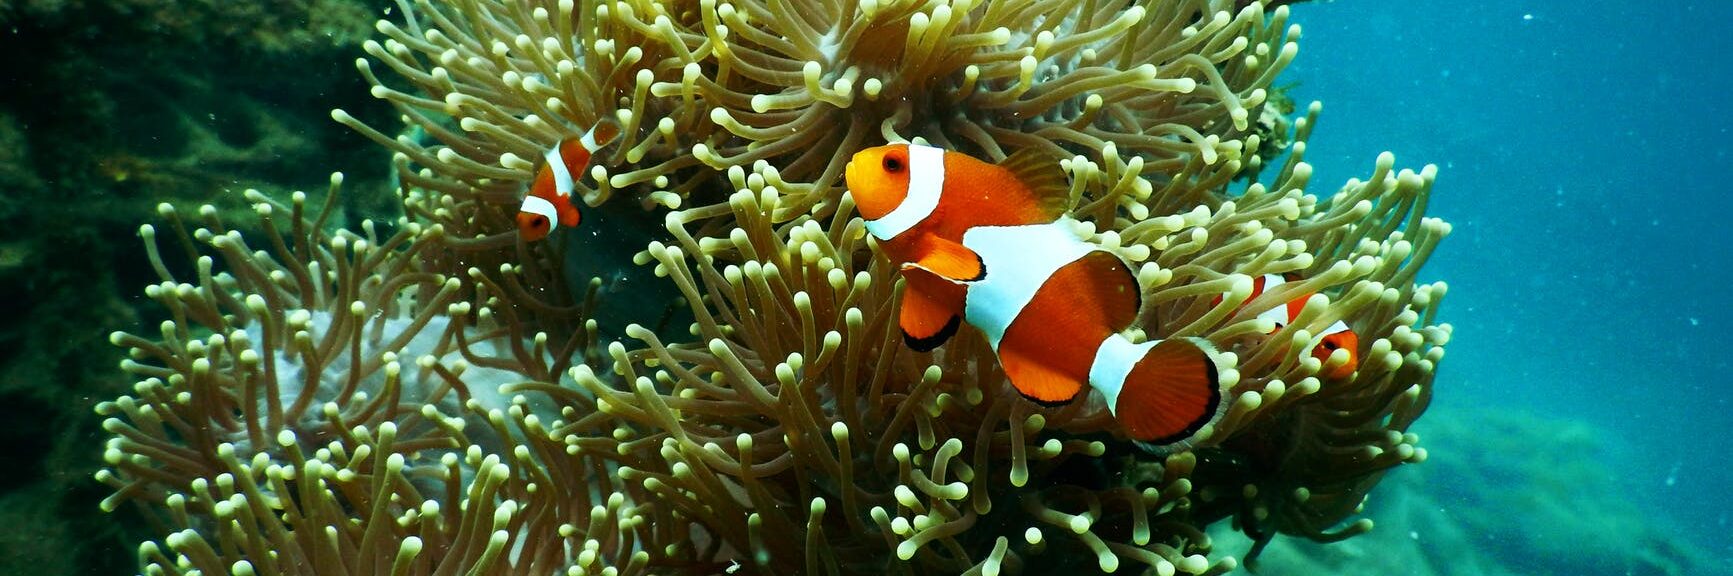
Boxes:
[960,217,1096,349]
[865,144,946,241]
[519,194,559,224]
[1256,274,1291,326]
[544,144,576,198]
[579,126,604,152]
[1253,274,1349,336]
[1087,335,1157,416]
[1320,319,1351,336]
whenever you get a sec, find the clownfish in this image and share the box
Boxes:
[516,119,622,242]
[845,143,1226,450]
[1217,273,1361,380]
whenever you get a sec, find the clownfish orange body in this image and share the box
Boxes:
[846,143,1226,450]
[517,120,622,242]
[1218,273,1361,380]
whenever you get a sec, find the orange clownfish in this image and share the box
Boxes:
[516,119,622,242]
[845,143,1226,450]
[1218,273,1361,380]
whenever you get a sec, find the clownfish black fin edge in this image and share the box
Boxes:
[896,264,968,350]
[1139,344,1223,449]
[1120,337,1229,456]
[903,315,961,352]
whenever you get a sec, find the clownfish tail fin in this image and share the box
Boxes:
[1089,335,1225,453]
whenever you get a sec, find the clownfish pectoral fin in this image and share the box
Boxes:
[898,264,966,351]
[997,147,1074,221]
[914,239,985,282]
[1104,337,1224,450]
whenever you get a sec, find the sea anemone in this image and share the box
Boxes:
[338,0,1292,231]
[97,176,654,575]
[97,0,1452,573]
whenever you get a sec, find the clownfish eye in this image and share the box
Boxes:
[534,217,548,229]
[1323,340,1339,350]
[882,154,904,173]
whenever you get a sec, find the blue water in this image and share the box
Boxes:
[1290,0,1732,568]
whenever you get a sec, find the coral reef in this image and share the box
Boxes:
[92,0,1451,574]
[1212,409,1722,576]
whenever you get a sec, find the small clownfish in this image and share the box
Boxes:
[516,119,622,242]
[845,143,1226,450]
[1216,273,1361,380]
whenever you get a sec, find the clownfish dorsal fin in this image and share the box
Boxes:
[996,147,1074,221]
[897,264,967,351]
[914,238,985,282]
[1074,251,1141,331]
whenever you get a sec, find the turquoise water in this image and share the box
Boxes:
[1292,1,1731,572]
[2,0,1727,574]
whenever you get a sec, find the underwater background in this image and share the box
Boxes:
[1233,1,1732,573]
[0,0,1727,574]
